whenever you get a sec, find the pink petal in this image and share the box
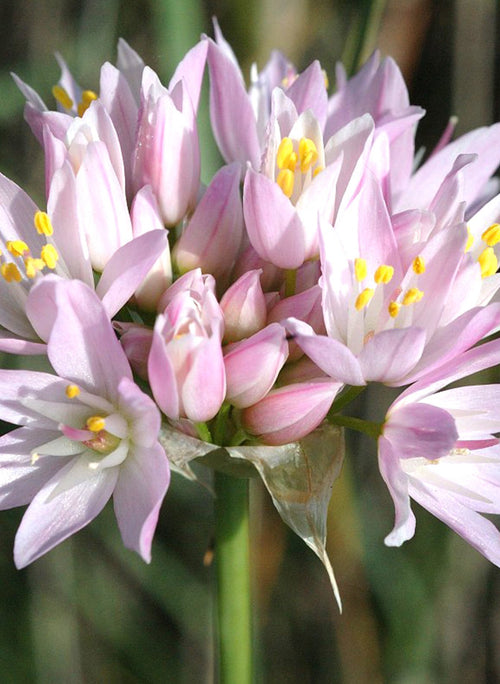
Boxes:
[377,436,416,546]
[14,457,118,568]
[243,168,307,268]
[97,229,169,317]
[42,279,132,398]
[113,442,169,562]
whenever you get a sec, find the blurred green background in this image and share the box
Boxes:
[0,0,499,682]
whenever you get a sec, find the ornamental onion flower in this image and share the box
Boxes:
[0,277,169,567]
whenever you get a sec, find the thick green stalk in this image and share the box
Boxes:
[214,472,252,684]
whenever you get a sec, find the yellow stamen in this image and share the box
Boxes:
[354,258,367,282]
[465,226,474,252]
[52,84,73,110]
[86,416,106,432]
[31,452,40,465]
[355,288,374,311]
[313,165,324,178]
[7,240,29,257]
[34,210,54,236]
[65,384,80,399]
[40,244,59,269]
[412,256,426,274]
[374,264,394,284]
[482,223,500,247]
[77,89,98,117]
[1,262,22,282]
[402,287,424,305]
[388,301,400,318]
[298,137,318,173]
[277,137,297,171]
[276,169,295,198]
[478,246,498,278]
[24,257,44,279]
[322,69,329,90]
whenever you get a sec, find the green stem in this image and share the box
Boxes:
[284,269,297,298]
[330,385,365,414]
[341,0,388,77]
[214,472,252,684]
[327,413,382,440]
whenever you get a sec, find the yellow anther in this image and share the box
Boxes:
[77,89,98,117]
[402,287,424,306]
[298,137,319,173]
[276,168,295,198]
[7,240,29,257]
[277,137,297,171]
[355,288,374,311]
[40,244,59,269]
[354,258,367,282]
[24,257,44,279]
[1,262,22,282]
[465,226,474,253]
[52,84,74,110]
[65,384,80,399]
[313,165,324,178]
[374,264,394,284]
[86,415,106,432]
[388,301,400,318]
[482,223,500,247]
[412,256,426,274]
[322,69,329,90]
[81,89,98,105]
[478,246,498,278]
[34,210,54,236]
[31,452,40,465]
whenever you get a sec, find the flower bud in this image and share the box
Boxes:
[133,71,200,226]
[224,323,288,408]
[148,285,225,422]
[173,163,243,282]
[241,380,340,445]
[220,269,267,342]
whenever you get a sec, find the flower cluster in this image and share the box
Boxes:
[0,20,499,593]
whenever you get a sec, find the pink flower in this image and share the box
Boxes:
[378,338,500,566]
[148,276,226,422]
[0,171,168,354]
[286,172,500,386]
[206,19,327,170]
[0,278,169,567]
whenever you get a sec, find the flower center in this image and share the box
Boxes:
[0,211,59,284]
[52,84,98,117]
[275,136,323,200]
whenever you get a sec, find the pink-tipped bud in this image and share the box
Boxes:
[173,163,243,282]
[220,269,267,342]
[224,323,288,408]
[133,72,200,226]
[148,283,226,422]
[241,380,341,445]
